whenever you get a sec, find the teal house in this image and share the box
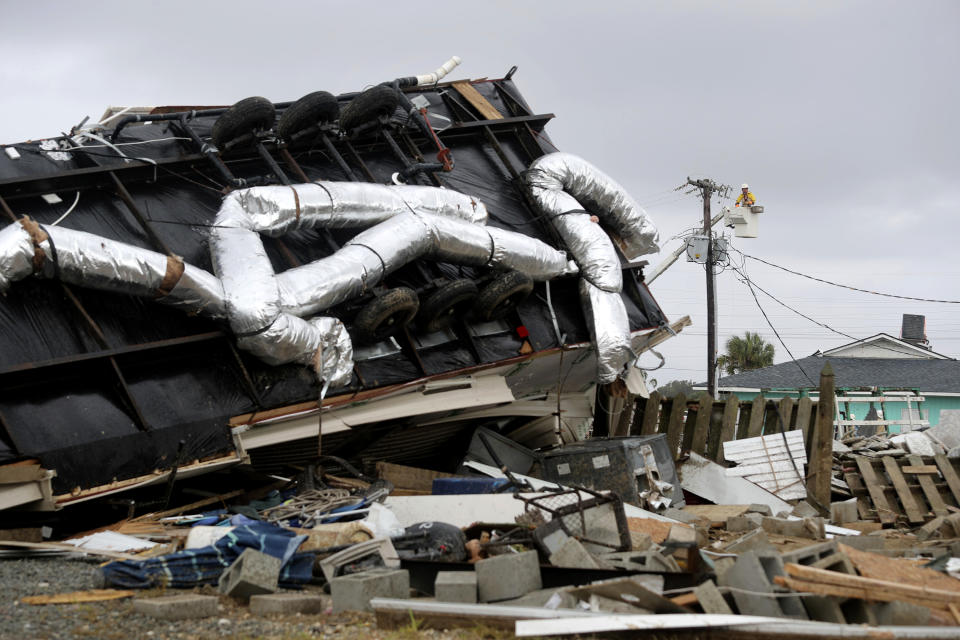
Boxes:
[708,317,959,434]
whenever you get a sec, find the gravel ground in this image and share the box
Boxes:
[0,556,514,640]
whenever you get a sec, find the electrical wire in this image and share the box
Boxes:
[739,250,960,304]
[734,264,817,388]
[50,191,80,226]
[730,267,935,359]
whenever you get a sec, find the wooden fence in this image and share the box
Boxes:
[623,391,819,464]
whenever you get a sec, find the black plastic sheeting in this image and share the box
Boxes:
[0,78,666,494]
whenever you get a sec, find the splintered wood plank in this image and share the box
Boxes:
[451,81,504,120]
[778,397,796,430]
[762,400,780,435]
[934,454,960,506]
[882,456,925,524]
[747,394,765,438]
[665,393,687,461]
[21,589,135,605]
[902,465,939,474]
[690,392,714,456]
[856,457,898,525]
[711,394,740,463]
[908,455,948,517]
[838,544,960,595]
[795,397,814,455]
[843,471,874,520]
[639,391,661,436]
[680,400,698,453]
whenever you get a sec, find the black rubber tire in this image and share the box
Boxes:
[339,86,400,133]
[354,287,419,343]
[276,91,340,140]
[211,96,276,149]
[418,279,478,333]
[473,271,534,322]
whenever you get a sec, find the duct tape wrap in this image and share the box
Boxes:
[164,264,227,319]
[579,279,633,384]
[0,222,36,293]
[524,152,659,259]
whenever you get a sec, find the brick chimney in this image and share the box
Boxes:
[900,314,930,350]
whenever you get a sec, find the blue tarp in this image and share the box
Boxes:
[101,522,314,589]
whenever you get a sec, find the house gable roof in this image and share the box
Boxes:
[821,333,949,360]
[715,355,960,393]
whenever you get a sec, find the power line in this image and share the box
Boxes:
[731,267,934,359]
[734,265,818,387]
[738,250,960,304]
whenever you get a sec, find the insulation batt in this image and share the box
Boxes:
[522,153,660,383]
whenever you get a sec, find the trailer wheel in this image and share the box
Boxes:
[354,287,419,343]
[277,91,340,140]
[473,271,534,321]
[211,96,276,149]
[339,86,400,134]
[419,279,478,333]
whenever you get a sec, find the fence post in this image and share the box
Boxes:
[808,363,835,514]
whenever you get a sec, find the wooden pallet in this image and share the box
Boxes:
[842,454,960,525]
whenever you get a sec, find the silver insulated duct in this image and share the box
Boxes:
[1,181,573,388]
[522,152,660,383]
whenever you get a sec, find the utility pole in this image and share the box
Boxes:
[685,177,731,398]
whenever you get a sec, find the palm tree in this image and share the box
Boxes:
[716,331,775,375]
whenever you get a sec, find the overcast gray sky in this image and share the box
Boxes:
[2,1,958,384]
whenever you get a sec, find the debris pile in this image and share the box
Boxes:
[3,423,960,638]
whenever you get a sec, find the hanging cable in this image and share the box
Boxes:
[738,250,960,304]
[50,191,80,226]
[733,265,817,388]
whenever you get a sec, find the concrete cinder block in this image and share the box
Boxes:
[476,550,542,602]
[791,501,819,518]
[780,540,837,566]
[718,551,783,618]
[692,580,732,614]
[664,524,705,548]
[803,596,846,624]
[746,503,772,516]
[549,537,601,569]
[834,535,883,551]
[218,548,281,600]
[754,553,808,620]
[761,516,825,539]
[599,550,680,572]
[434,571,477,604]
[726,515,761,532]
[133,595,218,620]
[830,498,859,524]
[724,528,775,554]
[250,593,328,615]
[812,552,856,574]
[330,568,409,613]
[873,600,932,626]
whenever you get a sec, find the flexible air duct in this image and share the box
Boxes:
[522,152,660,383]
[1,181,573,388]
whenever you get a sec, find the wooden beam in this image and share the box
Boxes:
[664,392,687,461]
[710,394,739,463]
[746,394,765,438]
[935,454,960,506]
[856,457,898,525]
[807,364,834,513]
[639,390,661,436]
[689,392,713,456]
[908,455,949,518]
[451,81,504,120]
[882,456,925,524]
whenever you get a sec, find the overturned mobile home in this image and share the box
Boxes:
[0,60,687,511]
